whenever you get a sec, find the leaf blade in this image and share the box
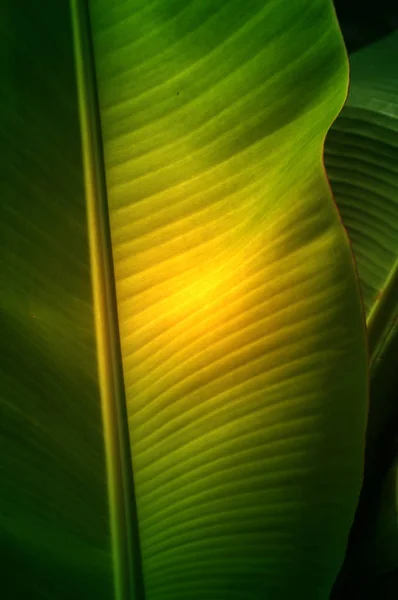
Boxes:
[88,1,368,597]
[325,29,398,593]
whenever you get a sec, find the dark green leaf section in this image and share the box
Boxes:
[330,328,398,596]
[325,32,398,469]
[0,2,113,598]
[325,31,398,595]
[326,110,398,319]
[325,108,398,368]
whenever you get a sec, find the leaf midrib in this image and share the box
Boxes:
[70,2,145,599]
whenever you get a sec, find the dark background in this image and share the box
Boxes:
[333,0,398,53]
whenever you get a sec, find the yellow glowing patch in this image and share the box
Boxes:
[131,232,258,348]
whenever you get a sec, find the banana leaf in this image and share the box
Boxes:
[325,29,398,595]
[0,2,115,599]
[0,1,369,599]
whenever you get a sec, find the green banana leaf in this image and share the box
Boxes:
[325,30,398,595]
[325,30,398,370]
[1,1,369,599]
[0,3,115,599]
